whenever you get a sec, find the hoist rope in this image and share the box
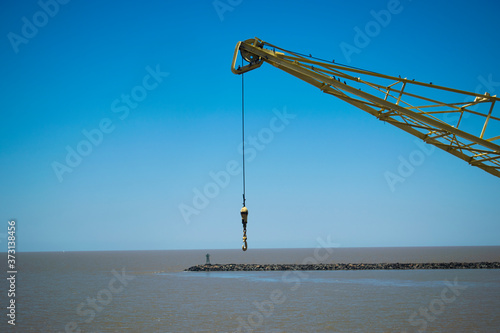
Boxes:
[241,60,246,208]
[240,59,248,251]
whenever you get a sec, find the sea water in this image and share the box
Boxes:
[1,247,499,332]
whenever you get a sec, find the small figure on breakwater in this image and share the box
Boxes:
[205,253,211,265]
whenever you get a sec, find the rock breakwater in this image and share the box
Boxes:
[185,262,500,272]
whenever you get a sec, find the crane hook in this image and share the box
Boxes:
[241,206,248,251]
[242,234,247,251]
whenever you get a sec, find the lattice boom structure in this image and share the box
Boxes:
[232,38,500,178]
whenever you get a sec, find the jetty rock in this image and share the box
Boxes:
[185,262,500,272]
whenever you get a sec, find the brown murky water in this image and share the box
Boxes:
[2,246,499,332]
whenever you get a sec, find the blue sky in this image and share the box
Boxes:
[1,0,499,252]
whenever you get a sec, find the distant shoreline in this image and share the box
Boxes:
[186,262,500,271]
[9,245,500,253]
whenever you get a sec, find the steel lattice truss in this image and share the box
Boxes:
[232,38,500,178]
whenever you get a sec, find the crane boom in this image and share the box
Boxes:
[231,37,500,178]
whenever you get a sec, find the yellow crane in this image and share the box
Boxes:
[231,37,500,178]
